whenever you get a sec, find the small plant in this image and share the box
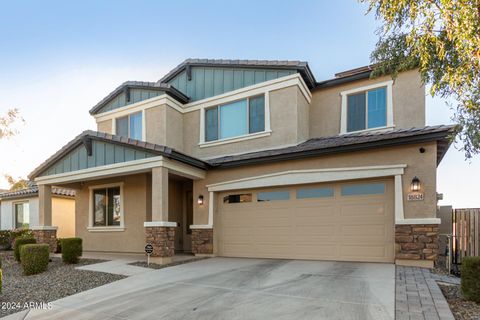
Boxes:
[461,256,480,303]
[61,238,82,264]
[55,238,63,254]
[13,237,36,262]
[20,244,49,275]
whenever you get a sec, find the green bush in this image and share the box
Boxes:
[461,256,480,302]
[0,229,33,250]
[55,238,63,254]
[20,244,49,275]
[14,237,36,262]
[61,238,82,264]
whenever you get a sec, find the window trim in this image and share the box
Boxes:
[88,182,125,232]
[340,80,394,134]
[199,93,271,147]
[13,201,29,229]
[112,110,146,141]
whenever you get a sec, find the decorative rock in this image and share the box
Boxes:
[31,229,57,253]
[395,224,439,262]
[191,228,213,254]
[145,226,175,257]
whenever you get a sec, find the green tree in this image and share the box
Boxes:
[362,0,480,158]
[4,175,29,191]
[0,109,23,139]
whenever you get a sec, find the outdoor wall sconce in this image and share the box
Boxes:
[411,176,421,192]
[197,195,204,205]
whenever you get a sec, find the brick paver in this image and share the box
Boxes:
[396,266,456,320]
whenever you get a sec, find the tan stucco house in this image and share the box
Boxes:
[0,183,75,239]
[28,59,453,267]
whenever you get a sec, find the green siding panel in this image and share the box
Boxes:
[97,89,165,114]
[167,67,296,101]
[37,140,158,177]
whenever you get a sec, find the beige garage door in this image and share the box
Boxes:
[217,179,394,263]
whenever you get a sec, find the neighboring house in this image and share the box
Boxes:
[0,184,75,239]
[28,59,453,267]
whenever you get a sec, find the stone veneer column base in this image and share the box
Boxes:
[145,225,175,264]
[191,228,213,255]
[31,227,57,253]
[395,224,439,268]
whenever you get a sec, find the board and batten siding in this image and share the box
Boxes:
[167,67,296,101]
[38,140,157,177]
[97,89,166,114]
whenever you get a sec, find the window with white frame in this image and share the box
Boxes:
[91,186,122,227]
[205,95,265,142]
[14,202,29,229]
[116,111,142,140]
[341,81,393,134]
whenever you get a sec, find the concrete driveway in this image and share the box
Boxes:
[8,257,394,320]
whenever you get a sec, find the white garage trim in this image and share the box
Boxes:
[206,165,407,225]
[206,165,407,192]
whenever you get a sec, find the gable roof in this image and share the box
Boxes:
[29,131,209,179]
[207,125,456,167]
[0,184,75,200]
[89,81,190,115]
[158,58,317,89]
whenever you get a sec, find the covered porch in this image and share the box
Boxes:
[28,131,207,264]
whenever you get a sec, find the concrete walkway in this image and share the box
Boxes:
[395,266,456,320]
[75,260,153,276]
[4,258,395,320]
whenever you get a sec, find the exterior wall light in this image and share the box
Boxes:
[197,195,204,205]
[411,176,421,192]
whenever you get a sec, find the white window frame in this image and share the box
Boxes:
[13,201,29,229]
[340,80,394,134]
[199,93,271,148]
[112,110,146,141]
[88,182,125,232]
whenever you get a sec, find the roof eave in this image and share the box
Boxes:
[209,130,454,168]
[89,84,190,116]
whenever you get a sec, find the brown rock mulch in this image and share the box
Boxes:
[439,282,480,320]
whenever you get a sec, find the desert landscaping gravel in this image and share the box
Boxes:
[439,282,480,320]
[0,251,125,317]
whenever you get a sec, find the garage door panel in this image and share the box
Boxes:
[218,179,394,263]
[340,203,387,217]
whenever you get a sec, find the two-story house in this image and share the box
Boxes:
[28,59,453,268]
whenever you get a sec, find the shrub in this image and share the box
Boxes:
[14,237,36,262]
[461,256,480,302]
[55,238,63,254]
[20,244,49,275]
[0,229,33,250]
[61,238,82,264]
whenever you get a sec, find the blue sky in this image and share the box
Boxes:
[0,0,478,207]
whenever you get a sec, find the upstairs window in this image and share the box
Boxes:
[205,95,265,142]
[116,111,142,140]
[347,87,387,132]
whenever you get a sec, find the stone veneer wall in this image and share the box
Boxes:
[191,229,213,254]
[145,226,175,257]
[395,224,439,261]
[32,229,57,253]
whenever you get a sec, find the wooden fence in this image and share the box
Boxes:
[451,208,480,265]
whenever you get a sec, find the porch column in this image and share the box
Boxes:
[32,184,57,252]
[144,167,176,264]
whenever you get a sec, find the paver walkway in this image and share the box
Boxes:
[396,266,456,320]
